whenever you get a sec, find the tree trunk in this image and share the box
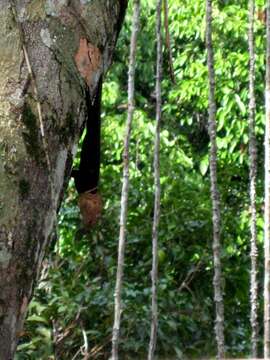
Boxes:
[205,0,225,358]
[111,0,140,358]
[264,0,270,357]
[0,1,127,358]
[247,0,259,356]
[163,0,174,83]
[148,0,162,358]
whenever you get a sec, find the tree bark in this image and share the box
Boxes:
[0,1,127,358]
[148,0,162,359]
[247,0,259,357]
[264,0,270,357]
[111,1,140,358]
[205,0,225,358]
[163,0,174,83]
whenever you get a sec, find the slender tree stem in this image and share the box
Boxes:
[163,0,175,83]
[264,1,270,358]
[148,0,162,359]
[248,0,259,357]
[111,1,140,359]
[205,1,225,358]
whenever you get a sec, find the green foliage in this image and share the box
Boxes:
[17,0,266,358]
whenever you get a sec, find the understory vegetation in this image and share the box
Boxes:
[16,0,267,358]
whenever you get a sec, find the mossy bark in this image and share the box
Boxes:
[0,0,127,358]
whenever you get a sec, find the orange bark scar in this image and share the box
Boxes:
[75,38,102,87]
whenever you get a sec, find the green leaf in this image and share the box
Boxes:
[27,315,48,324]
[199,155,209,176]
[235,94,246,115]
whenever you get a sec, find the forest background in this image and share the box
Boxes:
[15,0,267,358]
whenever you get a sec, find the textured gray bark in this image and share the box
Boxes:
[265,1,270,357]
[111,1,140,358]
[0,1,127,358]
[148,0,162,358]
[247,0,259,356]
[205,0,225,358]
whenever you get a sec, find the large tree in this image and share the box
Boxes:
[0,0,127,358]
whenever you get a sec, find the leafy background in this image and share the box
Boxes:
[16,0,267,358]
